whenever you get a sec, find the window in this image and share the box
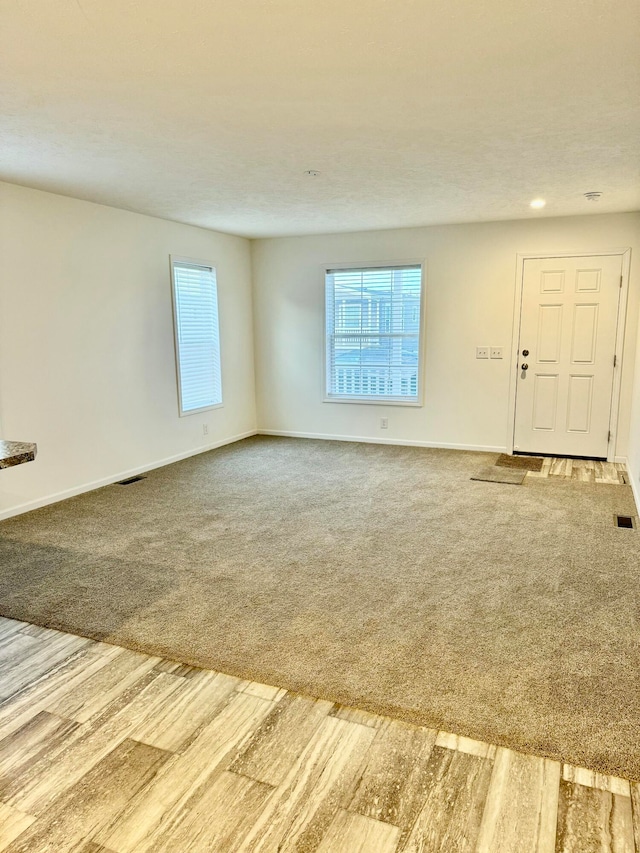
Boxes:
[170,257,222,415]
[325,263,424,403]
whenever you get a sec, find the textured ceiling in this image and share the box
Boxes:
[1,0,639,237]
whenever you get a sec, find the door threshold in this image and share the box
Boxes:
[513,451,607,462]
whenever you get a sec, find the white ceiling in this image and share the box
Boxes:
[1,0,639,238]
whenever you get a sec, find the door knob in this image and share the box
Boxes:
[522,349,529,356]
[521,363,529,370]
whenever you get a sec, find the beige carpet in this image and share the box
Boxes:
[1,436,639,779]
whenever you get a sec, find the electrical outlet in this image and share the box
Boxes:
[476,347,489,359]
[490,347,503,359]
[380,417,389,429]
[202,424,208,436]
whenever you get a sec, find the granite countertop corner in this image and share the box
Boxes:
[0,441,38,469]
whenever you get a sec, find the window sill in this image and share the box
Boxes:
[179,402,224,417]
[323,396,422,407]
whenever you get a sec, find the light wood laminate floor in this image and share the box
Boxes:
[0,616,638,852]
[526,458,626,484]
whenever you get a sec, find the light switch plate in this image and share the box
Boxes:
[490,347,503,359]
[476,347,489,359]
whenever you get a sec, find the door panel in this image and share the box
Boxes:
[532,374,558,431]
[514,255,621,458]
[537,305,562,362]
[570,304,598,363]
[575,268,601,292]
[540,270,565,292]
[566,375,593,432]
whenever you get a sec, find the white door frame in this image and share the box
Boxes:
[506,248,631,462]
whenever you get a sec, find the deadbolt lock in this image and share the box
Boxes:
[522,349,529,356]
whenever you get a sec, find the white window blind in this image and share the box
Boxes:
[171,259,222,415]
[325,264,423,403]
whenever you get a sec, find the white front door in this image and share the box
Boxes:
[513,255,622,459]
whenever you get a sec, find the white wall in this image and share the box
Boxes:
[2,186,638,521]
[626,310,640,504]
[252,212,640,455]
[0,182,256,518]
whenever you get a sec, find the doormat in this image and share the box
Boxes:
[496,453,544,472]
[471,466,527,485]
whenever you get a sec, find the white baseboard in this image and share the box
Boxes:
[257,429,506,454]
[0,429,257,521]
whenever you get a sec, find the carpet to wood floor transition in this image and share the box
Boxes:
[0,436,639,779]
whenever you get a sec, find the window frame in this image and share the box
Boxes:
[323,259,426,407]
[170,255,224,417]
